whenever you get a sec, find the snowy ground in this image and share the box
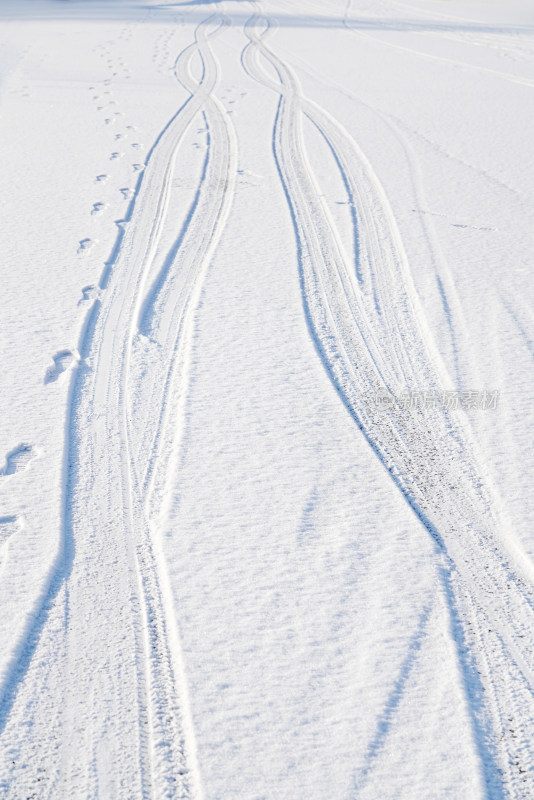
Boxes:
[0,0,534,797]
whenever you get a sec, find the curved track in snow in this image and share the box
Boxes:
[342,0,534,91]
[64,14,236,798]
[0,13,235,800]
[243,12,534,798]
[0,2,533,797]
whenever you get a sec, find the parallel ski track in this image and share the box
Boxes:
[243,12,534,798]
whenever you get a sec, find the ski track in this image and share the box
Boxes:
[378,0,534,65]
[243,10,534,797]
[0,10,235,800]
[341,0,534,91]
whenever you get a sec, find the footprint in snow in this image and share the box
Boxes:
[78,285,99,305]
[95,174,109,184]
[110,152,123,161]
[91,202,106,216]
[44,350,78,384]
[119,188,132,200]
[77,238,95,254]
[451,222,496,231]
[0,445,35,477]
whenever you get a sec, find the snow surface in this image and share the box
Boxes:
[0,0,533,797]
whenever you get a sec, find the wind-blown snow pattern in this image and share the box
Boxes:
[0,0,533,798]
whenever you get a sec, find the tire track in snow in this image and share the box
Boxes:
[60,15,234,798]
[124,11,237,794]
[265,43,510,398]
[122,22,237,788]
[0,12,233,800]
[244,12,534,798]
[132,17,237,518]
[276,42,519,199]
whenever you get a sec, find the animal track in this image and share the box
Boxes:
[0,445,35,477]
[95,174,109,183]
[77,238,94,254]
[44,350,78,384]
[451,222,496,231]
[132,164,144,173]
[91,202,106,216]
[119,188,132,200]
[110,152,123,161]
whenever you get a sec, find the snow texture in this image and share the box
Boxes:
[0,0,533,797]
